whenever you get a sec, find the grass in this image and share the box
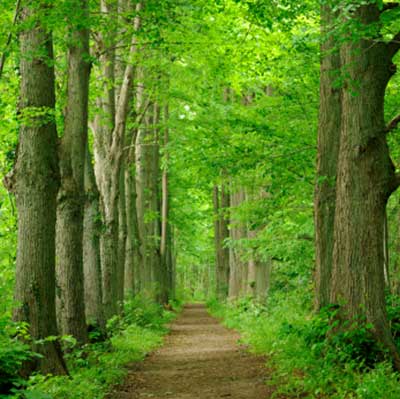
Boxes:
[208,292,400,399]
[1,296,182,399]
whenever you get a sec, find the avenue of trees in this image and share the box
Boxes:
[3,0,400,395]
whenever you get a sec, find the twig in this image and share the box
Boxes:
[0,0,22,79]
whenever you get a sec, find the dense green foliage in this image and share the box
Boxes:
[2,0,400,397]
[208,295,400,398]
[1,297,179,399]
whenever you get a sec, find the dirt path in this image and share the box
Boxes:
[109,304,271,398]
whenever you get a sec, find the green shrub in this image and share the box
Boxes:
[6,296,177,399]
[209,291,400,399]
[0,317,35,396]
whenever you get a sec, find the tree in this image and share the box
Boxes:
[83,147,104,329]
[328,2,400,368]
[93,0,142,319]
[56,0,90,343]
[12,1,67,374]
[213,183,230,299]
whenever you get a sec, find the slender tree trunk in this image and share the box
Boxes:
[314,3,341,311]
[247,229,257,298]
[213,185,221,298]
[383,210,390,289]
[118,164,127,303]
[255,259,271,302]
[330,3,400,369]
[160,105,170,304]
[94,1,143,318]
[124,128,142,295]
[228,188,247,299]
[151,103,162,301]
[13,4,66,375]
[136,100,162,299]
[56,0,90,343]
[213,184,230,300]
[136,103,152,292]
[83,147,104,328]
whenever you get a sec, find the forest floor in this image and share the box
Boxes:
[107,303,272,398]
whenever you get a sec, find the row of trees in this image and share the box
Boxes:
[6,0,175,375]
[8,0,400,381]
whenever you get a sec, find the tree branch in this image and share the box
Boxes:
[382,2,400,12]
[385,114,400,133]
[0,0,22,80]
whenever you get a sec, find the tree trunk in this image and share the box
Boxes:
[124,128,142,295]
[93,1,143,319]
[118,163,127,303]
[314,3,341,311]
[83,147,104,328]
[330,3,400,369]
[160,105,170,304]
[228,188,247,299]
[135,100,162,299]
[13,4,66,375]
[213,184,230,300]
[56,0,90,343]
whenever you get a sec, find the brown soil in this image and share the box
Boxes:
[108,303,272,398]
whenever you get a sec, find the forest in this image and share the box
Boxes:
[2,0,400,398]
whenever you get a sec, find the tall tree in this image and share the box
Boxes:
[83,147,104,328]
[56,0,90,343]
[135,99,162,299]
[213,183,230,299]
[160,104,173,303]
[93,0,142,318]
[329,2,400,368]
[12,1,66,374]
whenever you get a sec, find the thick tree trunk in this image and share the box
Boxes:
[83,148,104,328]
[56,0,90,343]
[314,3,341,311]
[330,4,400,369]
[13,4,66,375]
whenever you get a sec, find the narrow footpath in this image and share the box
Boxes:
[109,304,271,398]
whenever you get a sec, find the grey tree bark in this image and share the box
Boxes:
[124,126,142,295]
[83,147,104,328]
[93,1,142,319]
[56,0,90,343]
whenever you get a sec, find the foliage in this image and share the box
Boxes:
[208,292,400,399]
[3,297,176,399]
[0,318,35,396]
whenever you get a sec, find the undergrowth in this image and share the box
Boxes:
[208,292,400,399]
[1,296,182,399]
